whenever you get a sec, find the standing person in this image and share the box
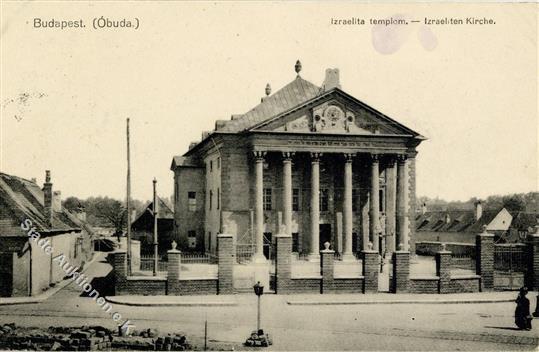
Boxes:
[515,287,532,330]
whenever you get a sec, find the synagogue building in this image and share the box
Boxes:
[171,61,425,261]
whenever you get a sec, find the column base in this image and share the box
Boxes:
[308,253,320,262]
[251,252,268,264]
[341,253,357,262]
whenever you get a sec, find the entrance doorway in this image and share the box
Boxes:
[319,224,332,250]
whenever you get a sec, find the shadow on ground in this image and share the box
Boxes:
[79,272,115,297]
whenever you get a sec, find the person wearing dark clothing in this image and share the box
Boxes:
[515,287,532,330]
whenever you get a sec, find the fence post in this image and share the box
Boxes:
[275,234,292,294]
[321,242,335,294]
[527,227,539,290]
[111,250,127,295]
[392,248,410,293]
[362,243,378,293]
[436,245,452,294]
[217,234,234,294]
[476,227,494,291]
[167,244,181,295]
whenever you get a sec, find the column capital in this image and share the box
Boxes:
[397,154,408,164]
[282,152,295,161]
[343,153,355,162]
[310,152,322,161]
[370,153,380,163]
[253,151,267,161]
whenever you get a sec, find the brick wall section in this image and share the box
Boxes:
[476,233,494,291]
[177,279,218,295]
[167,250,181,294]
[120,278,167,295]
[321,249,335,293]
[409,278,439,293]
[392,251,410,293]
[332,278,364,293]
[448,277,480,293]
[217,234,234,294]
[289,278,322,293]
[362,250,378,293]
[111,250,127,295]
[436,250,451,294]
[527,234,539,290]
[275,235,292,294]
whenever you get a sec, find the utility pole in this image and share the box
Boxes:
[153,178,158,276]
[126,118,132,275]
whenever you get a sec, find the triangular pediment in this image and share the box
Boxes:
[250,89,421,137]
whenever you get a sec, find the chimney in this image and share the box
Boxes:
[52,191,62,212]
[421,203,427,215]
[321,68,341,91]
[475,201,483,221]
[31,177,37,183]
[445,213,451,224]
[43,170,53,227]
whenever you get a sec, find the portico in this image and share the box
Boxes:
[250,146,412,262]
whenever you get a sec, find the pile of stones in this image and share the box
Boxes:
[244,329,272,347]
[0,323,192,351]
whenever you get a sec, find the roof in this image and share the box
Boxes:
[415,209,502,233]
[218,76,321,133]
[170,156,203,170]
[0,172,82,236]
[132,196,174,226]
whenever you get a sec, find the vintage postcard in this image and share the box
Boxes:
[0,1,537,351]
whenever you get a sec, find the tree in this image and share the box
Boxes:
[502,195,526,212]
[63,196,84,212]
[93,197,127,237]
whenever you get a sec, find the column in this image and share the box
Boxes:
[309,152,321,261]
[436,246,452,294]
[385,157,397,254]
[253,151,266,262]
[396,154,408,251]
[369,154,380,252]
[342,153,355,261]
[282,152,294,236]
[167,248,181,295]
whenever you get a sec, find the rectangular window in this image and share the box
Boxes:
[320,189,329,211]
[210,160,213,172]
[263,188,272,211]
[292,232,299,253]
[187,230,197,249]
[292,188,300,211]
[217,187,220,210]
[352,189,359,212]
[188,191,196,211]
[217,157,220,169]
[379,189,385,212]
[209,190,213,210]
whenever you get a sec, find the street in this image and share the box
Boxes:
[0,254,537,351]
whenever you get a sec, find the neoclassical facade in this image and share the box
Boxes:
[171,62,425,259]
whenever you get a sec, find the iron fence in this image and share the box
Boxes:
[494,244,527,272]
[139,254,167,272]
[181,252,218,264]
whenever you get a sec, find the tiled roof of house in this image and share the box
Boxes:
[218,76,321,132]
[170,156,203,169]
[0,172,82,236]
[415,209,501,233]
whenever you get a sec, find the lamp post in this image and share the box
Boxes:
[253,281,264,332]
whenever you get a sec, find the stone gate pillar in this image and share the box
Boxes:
[476,228,494,291]
[218,234,235,294]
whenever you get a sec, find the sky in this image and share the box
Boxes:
[1,2,537,202]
